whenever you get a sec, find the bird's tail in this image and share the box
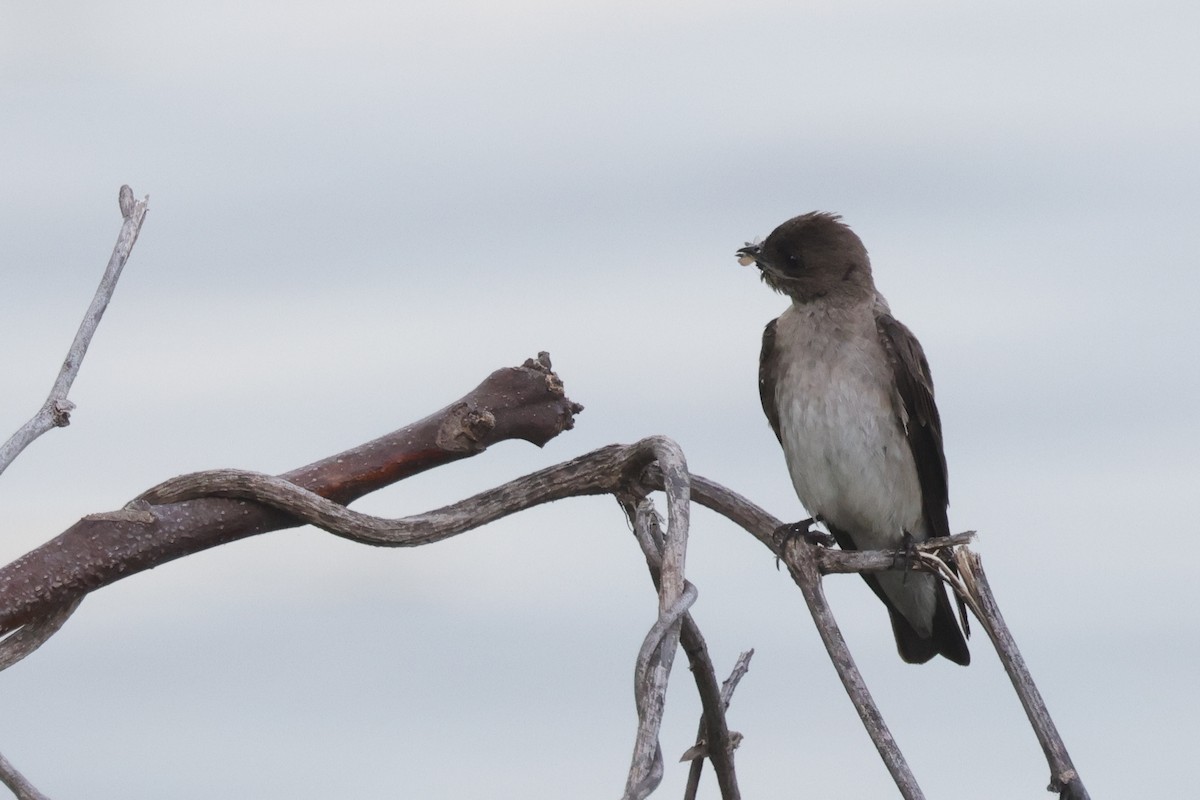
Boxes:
[890,582,970,666]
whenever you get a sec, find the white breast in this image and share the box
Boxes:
[772,301,926,549]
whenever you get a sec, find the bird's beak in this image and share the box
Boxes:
[736,243,761,267]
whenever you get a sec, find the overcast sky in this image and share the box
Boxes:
[1,1,1197,797]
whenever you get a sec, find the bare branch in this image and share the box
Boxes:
[813,533,976,574]
[718,651,754,709]
[611,439,694,800]
[0,361,1085,799]
[637,467,925,797]
[0,353,581,637]
[680,649,753,800]
[952,550,1091,800]
[618,489,744,800]
[779,534,927,800]
[0,428,715,799]
[626,440,693,799]
[0,753,49,800]
[0,186,150,477]
[0,599,82,671]
[662,469,1093,799]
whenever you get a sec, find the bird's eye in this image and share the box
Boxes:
[785,253,803,272]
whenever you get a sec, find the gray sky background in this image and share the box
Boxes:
[2,1,1197,797]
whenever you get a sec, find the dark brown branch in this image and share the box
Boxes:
[0,599,81,671]
[0,353,581,635]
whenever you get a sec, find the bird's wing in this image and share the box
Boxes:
[875,310,950,539]
[758,318,783,443]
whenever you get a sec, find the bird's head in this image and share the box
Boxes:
[737,212,874,304]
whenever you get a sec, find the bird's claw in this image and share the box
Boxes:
[895,531,918,583]
[772,518,833,568]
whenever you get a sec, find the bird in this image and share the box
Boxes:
[737,212,969,665]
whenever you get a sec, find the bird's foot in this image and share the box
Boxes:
[772,518,833,568]
[895,531,918,584]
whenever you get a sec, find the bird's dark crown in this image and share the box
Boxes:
[738,211,875,304]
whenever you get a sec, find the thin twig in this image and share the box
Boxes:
[0,186,149,476]
[718,651,754,711]
[681,650,753,800]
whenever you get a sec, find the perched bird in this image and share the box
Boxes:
[738,212,969,665]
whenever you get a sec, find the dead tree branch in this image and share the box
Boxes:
[0,186,149,477]
[0,353,582,638]
[0,421,1088,799]
[648,467,1088,799]
[781,535,927,799]
[618,439,694,800]
[0,752,50,800]
[0,361,1085,798]
[0,185,149,799]
[616,487,748,800]
[620,488,747,800]
[948,551,1090,800]
[0,431,727,798]
[0,189,1086,799]
[680,649,753,800]
[638,467,925,798]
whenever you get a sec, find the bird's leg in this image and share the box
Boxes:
[896,530,918,584]
[772,517,835,568]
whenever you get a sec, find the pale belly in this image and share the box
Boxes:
[773,314,927,549]
[771,302,938,634]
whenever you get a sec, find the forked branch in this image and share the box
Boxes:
[641,467,1088,800]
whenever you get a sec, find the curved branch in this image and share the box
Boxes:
[618,439,694,798]
[618,488,744,800]
[2,432,709,800]
[642,466,926,799]
[0,353,582,636]
[141,440,701,800]
[617,446,694,800]
[1,395,1086,800]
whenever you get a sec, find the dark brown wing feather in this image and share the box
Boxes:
[759,318,783,443]
[875,309,970,665]
[874,311,950,540]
